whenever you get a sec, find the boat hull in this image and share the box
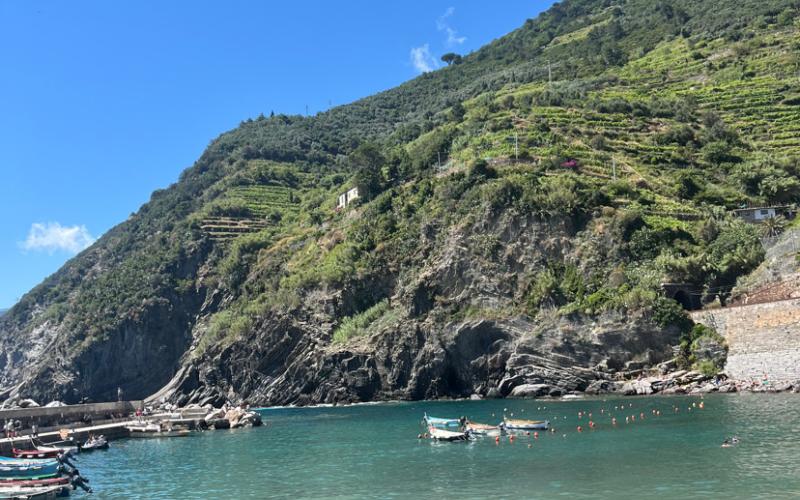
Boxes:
[10,450,59,460]
[0,484,67,499]
[128,429,191,438]
[501,419,550,431]
[0,477,68,488]
[428,427,470,442]
[0,462,60,480]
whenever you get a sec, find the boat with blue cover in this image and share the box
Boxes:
[422,414,462,429]
[422,414,471,441]
[0,458,60,480]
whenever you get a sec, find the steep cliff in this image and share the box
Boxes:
[2,0,800,405]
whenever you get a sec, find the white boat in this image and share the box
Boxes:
[500,417,549,431]
[81,435,109,451]
[126,422,191,438]
[0,485,67,499]
[465,421,503,436]
[428,427,470,442]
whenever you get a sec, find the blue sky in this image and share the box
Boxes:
[0,0,554,309]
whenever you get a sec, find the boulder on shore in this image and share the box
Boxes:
[509,384,552,398]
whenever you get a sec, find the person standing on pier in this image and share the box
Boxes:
[117,386,123,402]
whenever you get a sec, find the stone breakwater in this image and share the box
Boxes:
[690,298,800,383]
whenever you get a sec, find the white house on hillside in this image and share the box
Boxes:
[336,187,360,210]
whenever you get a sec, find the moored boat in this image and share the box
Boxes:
[81,435,108,451]
[500,417,550,431]
[0,460,60,481]
[422,414,462,430]
[428,427,470,442]
[0,484,68,499]
[465,421,503,436]
[9,451,58,461]
[13,441,79,459]
[0,477,68,488]
[126,422,191,438]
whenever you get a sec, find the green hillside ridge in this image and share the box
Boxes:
[2,0,800,405]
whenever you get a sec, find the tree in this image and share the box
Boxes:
[441,53,462,65]
[349,142,386,200]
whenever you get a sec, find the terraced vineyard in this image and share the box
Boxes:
[200,185,300,241]
[224,185,299,218]
[200,217,271,241]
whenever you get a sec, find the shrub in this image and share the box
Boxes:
[333,299,391,343]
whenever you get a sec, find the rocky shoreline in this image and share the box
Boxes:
[508,369,800,400]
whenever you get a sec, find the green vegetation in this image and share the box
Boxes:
[677,323,728,372]
[5,0,800,371]
[332,300,393,344]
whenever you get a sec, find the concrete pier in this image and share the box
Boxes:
[0,401,142,432]
[0,420,136,455]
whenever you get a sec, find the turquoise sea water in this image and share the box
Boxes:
[72,394,800,499]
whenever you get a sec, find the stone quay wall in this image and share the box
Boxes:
[0,400,142,432]
[691,299,800,382]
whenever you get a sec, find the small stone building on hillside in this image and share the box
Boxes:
[336,187,360,210]
[731,205,795,223]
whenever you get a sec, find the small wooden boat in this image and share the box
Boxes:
[81,435,108,451]
[0,460,60,480]
[0,477,68,488]
[465,421,503,436]
[13,441,78,459]
[0,484,68,499]
[500,417,549,431]
[126,422,191,438]
[8,450,59,461]
[428,427,470,442]
[8,452,57,462]
[423,414,462,430]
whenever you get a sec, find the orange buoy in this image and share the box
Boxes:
[577,426,583,432]
[534,432,539,439]
[495,436,500,444]
[589,420,595,429]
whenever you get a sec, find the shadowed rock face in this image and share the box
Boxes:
[144,212,681,407]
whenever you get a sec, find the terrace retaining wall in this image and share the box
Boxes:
[690,299,800,382]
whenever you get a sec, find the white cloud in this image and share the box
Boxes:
[437,7,466,47]
[20,222,95,255]
[410,44,438,73]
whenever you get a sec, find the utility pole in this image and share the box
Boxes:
[612,158,617,179]
[514,132,519,161]
[305,104,309,116]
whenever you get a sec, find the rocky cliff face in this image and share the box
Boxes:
[149,210,680,407]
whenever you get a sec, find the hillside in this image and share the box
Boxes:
[2,0,800,406]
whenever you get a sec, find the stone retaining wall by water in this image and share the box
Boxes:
[691,299,800,382]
